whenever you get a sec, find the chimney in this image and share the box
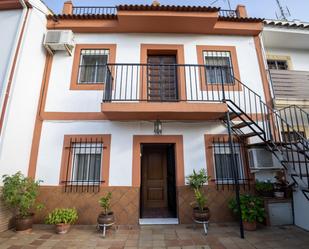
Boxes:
[236,5,248,18]
[62,1,73,15]
[152,1,160,7]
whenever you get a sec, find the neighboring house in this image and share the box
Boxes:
[0,0,50,232]
[0,0,308,231]
[263,20,309,230]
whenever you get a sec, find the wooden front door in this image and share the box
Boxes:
[141,145,167,208]
[147,55,178,102]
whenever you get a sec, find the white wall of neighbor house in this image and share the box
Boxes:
[0,9,22,106]
[35,120,227,186]
[265,47,309,71]
[45,34,265,113]
[0,7,47,182]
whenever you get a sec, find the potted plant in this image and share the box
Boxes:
[2,172,43,231]
[255,180,274,197]
[186,169,211,222]
[274,175,290,198]
[97,192,114,227]
[229,194,265,231]
[45,208,78,234]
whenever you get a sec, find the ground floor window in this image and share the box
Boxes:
[60,135,111,192]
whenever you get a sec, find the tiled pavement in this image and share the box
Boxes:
[0,223,308,249]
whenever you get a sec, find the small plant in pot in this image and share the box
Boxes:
[2,172,43,232]
[255,180,274,198]
[97,192,114,227]
[228,194,265,231]
[45,208,78,234]
[186,169,211,222]
[274,175,290,199]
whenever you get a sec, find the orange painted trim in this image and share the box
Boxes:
[204,134,252,185]
[70,44,117,91]
[253,36,272,106]
[0,0,23,9]
[102,102,228,120]
[140,44,186,101]
[28,54,53,178]
[132,135,185,187]
[59,134,111,186]
[196,45,242,91]
[0,8,29,136]
[41,112,107,120]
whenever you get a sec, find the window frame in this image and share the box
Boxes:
[59,134,111,186]
[70,44,116,90]
[267,59,289,70]
[196,45,242,91]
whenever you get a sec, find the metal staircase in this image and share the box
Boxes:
[220,76,309,201]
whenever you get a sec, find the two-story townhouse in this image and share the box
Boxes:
[24,1,274,226]
[263,20,309,230]
[0,0,50,232]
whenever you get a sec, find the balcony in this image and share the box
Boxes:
[270,69,309,107]
[100,63,239,120]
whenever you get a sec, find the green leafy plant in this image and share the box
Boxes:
[228,194,265,223]
[186,169,210,211]
[45,208,78,225]
[2,172,43,218]
[99,192,112,215]
[255,180,273,192]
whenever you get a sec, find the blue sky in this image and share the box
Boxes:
[43,0,309,21]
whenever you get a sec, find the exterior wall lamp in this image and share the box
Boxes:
[154,120,162,135]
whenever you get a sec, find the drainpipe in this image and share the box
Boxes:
[0,0,30,137]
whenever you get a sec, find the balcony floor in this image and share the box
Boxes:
[101,102,228,120]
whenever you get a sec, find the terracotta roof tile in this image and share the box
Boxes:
[219,16,264,22]
[48,14,117,20]
[264,20,309,30]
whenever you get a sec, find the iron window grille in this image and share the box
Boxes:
[267,59,288,70]
[63,137,105,192]
[78,49,109,84]
[212,137,251,190]
[203,51,234,84]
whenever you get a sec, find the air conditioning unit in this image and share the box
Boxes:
[43,30,74,56]
[248,148,282,170]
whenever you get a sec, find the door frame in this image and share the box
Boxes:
[140,44,186,101]
[133,135,184,220]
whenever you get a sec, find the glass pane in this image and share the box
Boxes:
[78,54,108,83]
[88,154,102,181]
[214,154,242,181]
[74,154,88,182]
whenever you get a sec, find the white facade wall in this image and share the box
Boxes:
[0,9,22,106]
[36,120,227,186]
[0,7,47,180]
[45,34,266,113]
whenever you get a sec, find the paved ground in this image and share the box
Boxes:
[0,223,308,249]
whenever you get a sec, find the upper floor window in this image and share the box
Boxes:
[204,51,234,84]
[267,59,288,70]
[78,49,109,84]
[213,142,244,182]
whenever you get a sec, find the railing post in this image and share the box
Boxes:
[226,111,245,239]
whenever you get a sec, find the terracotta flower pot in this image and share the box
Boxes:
[192,207,210,222]
[55,223,71,234]
[15,214,34,232]
[243,221,256,231]
[97,212,114,226]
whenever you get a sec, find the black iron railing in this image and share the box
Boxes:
[219,9,238,18]
[102,63,237,102]
[72,6,117,15]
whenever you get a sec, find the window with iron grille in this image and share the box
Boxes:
[78,49,109,84]
[213,142,244,183]
[267,60,288,70]
[281,131,306,142]
[203,51,234,84]
[63,137,107,192]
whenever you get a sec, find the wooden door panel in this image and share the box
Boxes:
[142,146,167,208]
